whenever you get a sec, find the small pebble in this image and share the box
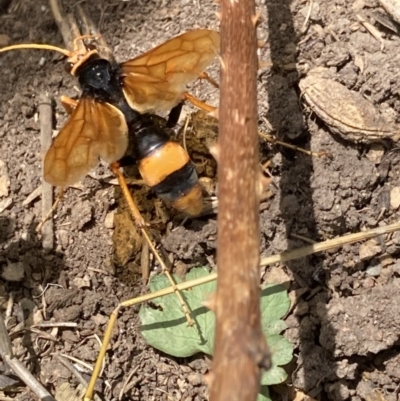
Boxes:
[390,187,400,210]
[363,277,375,288]
[73,274,91,289]
[366,143,385,164]
[2,261,25,281]
[0,159,10,197]
[359,240,381,260]
[0,34,10,47]
[104,211,115,229]
[366,264,382,277]
[92,314,109,326]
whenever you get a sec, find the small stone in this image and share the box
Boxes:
[390,187,400,210]
[393,261,400,274]
[294,301,309,316]
[366,264,382,277]
[20,298,36,314]
[71,200,92,230]
[103,276,113,288]
[53,305,81,321]
[264,265,291,289]
[0,160,10,197]
[0,34,10,47]
[104,211,115,229]
[62,330,79,343]
[379,254,393,267]
[352,0,365,11]
[0,283,7,310]
[366,143,385,164]
[327,380,351,400]
[0,197,12,213]
[23,212,35,226]
[33,310,43,325]
[187,373,202,386]
[363,277,375,288]
[72,274,91,289]
[359,240,381,260]
[378,266,393,284]
[92,314,109,326]
[20,231,29,241]
[1,261,25,281]
[57,230,69,249]
[0,374,20,390]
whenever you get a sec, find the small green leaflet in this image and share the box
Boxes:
[139,267,293,399]
[139,267,216,357]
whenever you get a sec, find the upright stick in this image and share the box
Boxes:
[210,1,270,400]
[38,93,54,250]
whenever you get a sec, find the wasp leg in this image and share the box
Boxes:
[167,102,184,128]
[35,188,65,233]
[110,162,147,227]
[198,71,220,89]
[60,95,78,114]
[258,130,328,158]
[183,93,216,112]
[72,34,100,51]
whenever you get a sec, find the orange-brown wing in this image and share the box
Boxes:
[120,29,220,113]
[44,98,128,187]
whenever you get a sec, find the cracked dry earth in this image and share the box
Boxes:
[2,0,400,400]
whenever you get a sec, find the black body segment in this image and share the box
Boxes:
[153,162,199,202]
[76,55,203,215]
[129,118,170,160]
[77,57,139,124]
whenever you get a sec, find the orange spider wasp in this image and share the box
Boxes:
[0,29,220,218]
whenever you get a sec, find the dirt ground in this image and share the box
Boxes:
[1,0,400,400]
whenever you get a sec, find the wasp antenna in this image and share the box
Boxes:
[0,43,71,57]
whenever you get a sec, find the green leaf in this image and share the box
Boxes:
[257,386,271,401]
[268,334,294,367]
[139,267,216,357]
[259,285,293,386]
[260,284,290,335]
[140,269,294,390]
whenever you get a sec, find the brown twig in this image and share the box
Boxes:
[76,5,114,62]
[48,0,74,50]
[49,0,83,52]
[0,314,56,401]
[209,1,270,401]
[38,93,54,250]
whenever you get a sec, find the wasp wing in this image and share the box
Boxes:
[44,98,128,187]
[120,29,220,113]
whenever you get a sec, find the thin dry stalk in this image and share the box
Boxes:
[76,5,114,62]
[0,314,55,401]
[48,0,73,50]
[38,93,54,250]
[209,1,269,400]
